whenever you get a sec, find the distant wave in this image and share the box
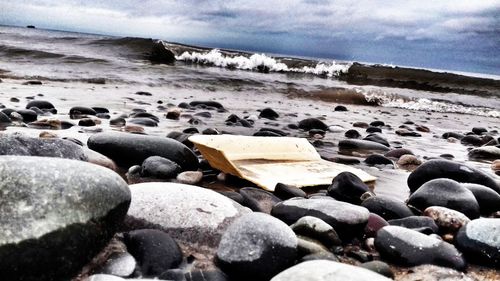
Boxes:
[0,44,64,59]
[176,49,351,77]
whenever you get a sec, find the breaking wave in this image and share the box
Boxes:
[175,49,351,77]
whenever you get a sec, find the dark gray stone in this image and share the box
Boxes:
[239,187,282,214]
[361,195,414,220]
[456,218,500,266]
[141,156,181,179]
[462,183,500,215]
[327,172,372,205]
[338,139,390,152]
[388,216,439,234]
[298,118,328,131]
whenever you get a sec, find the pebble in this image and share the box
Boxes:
[344,129,361,139]
[297,235,331,256]
[16,109,38,122]
[176,171,203,185]
[274,183,307,200]
[189,101,224,109]
[364,213,389,237]
[290,216,342,248]
[388,216,439,234]
[69,106,97,117]
[363,134,390,147]
[334,105,348,111]
[375,226,466,270]
[25,100,55,110]
[239,187,282,214]
[96,252,136,277]
[270,260,392,281]
[339,139,390,153]
[407,178,480,219]
[359,261,394,279]
[385,148,414,159]
[216,212,297,280]
[327,171,372,204]
[259,107,280,120]
[364,154,393,166]
[424,206,470,233]
[468,146,500,161]
[462,183,500,216]
[456,218,500,266]
[298,118,328,131]
[397,265,476,281]
[397,154,422,170]
[141,156,181,179]
[361,195,413,220]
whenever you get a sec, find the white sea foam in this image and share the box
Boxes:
[175,49,350,77]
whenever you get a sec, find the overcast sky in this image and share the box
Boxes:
[2,0,499,74]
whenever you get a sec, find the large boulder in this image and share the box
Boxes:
[0,156,130,281]
[87,132,198,170]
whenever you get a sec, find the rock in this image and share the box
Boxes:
[216,212,297,280]
[25,100,55,110]
[364,213,389,237]
[290,216,341,248]
[124,183,249,252]
[359,261,394,279]
[87,132,198,170]
[272,198,369,240]
[79,118,97,126]
[388,216,439,234]
[239,187,282,214]
[472,127,487,135]
[361,195,414,220]
[327,172,372,205]
[468,146,500,161]
[424,206,470,233]
[88,274,125,281]
[123,229,182,276]
[397,154,422,170]
[366,127,382,133]
[493,160,500,174]
[364,154,393,166]
[189,101,224,109]
[0,111,12,124]
[123,125,145,134]
[150,40,176,64]
[184,268,229,281]
[334,105,348,111]
[270,260,392,281]
[370,121,385,127]
[298,118,328,131]
[363,134,390,147]
[442,132,465,140]
[297,236,331,256]
[338,139,390,152]
[460,135,483,146]
[69,106,97,117]
[416,125,430,133]
[129,117,158,127]
[300,252,339,263]
[110,117,126,126]
[456,218,500,266]
[218,191,245,205]
[407,178,480,219]
[397,265,475,281]
[259,108,279,120]
[0,156,130,281]
[96,252,136,277]
[176,171,203,185]
[462,183,500,215]
[16,109,38,122]
[274,183,307,200]
[375,226,466,270]
[353,122,369,128]
[407,159,500,194]
[328,156,361,165]
[396,129,421,137]
[344,129,361,139]
[385,148,414,158]
[141,156,181,179]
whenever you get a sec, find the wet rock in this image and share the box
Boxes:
[407,178,480,219]
[364,154,393,166]
[0,111,12,124]
[396,129,421,137]
[141,156,181,179]
[339,139,390,152]
[96,252,136,277]
[424,206,470,233]
[298,118,328,131]
[375,226,465,270]
[79,118,97,126]
[344,129,361,139]
[88,274,125,281]
[360,261,394,279]
[150,40,176,64]
[468,146,500,161]
[257,128,287,136]
[462,183,500,215]
[129,117,158,127]
[123,125,145,134]
[397,265,475,281]
[388,216,439,234]
[271,260,392,281]
[472,127,487,135]
[184,268,229,281]
[125,183,249,251]
[124,229,182,276]
[130,112,159,122]
[25,100,55,110]
[0,156,130,281]
[216,212,297,280]
[110,117,126,127]
[370,121,385,127]
[87,132,199,170]
[240,187,282,214]
[397,154,422,170]
[416,125,430,133]
[272,198,369,240]
[69,106,97,117]
[327,172,372,205]
[176,171,203,185]
[297,235,331,256]
[456,218,500,266]
[364,213,389,237]
[460,135,483,146]
[300,252,340,263]
[290,216,342,248]
[353,122,369,128]
[407,159,500,194]
[259,108,279,120]
[361,195,414,220]
[16,109,37,122]
[442,132,465,140]
[218,191,245,205]
[202,128,219,135]
[334,105,348,111]
[364,134,390,147]
[328,156,361,165]
[493,160,500,174]
[274,183,307,200]
[366,126,382,133]
[190,101,224,109]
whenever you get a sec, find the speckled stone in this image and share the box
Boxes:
[271,260,392,281]
[456,218,500,266]
[0,156,131,281]
[96,252,136,277]
[424,206,470,233]
[216,212,297,280]
[397,265,476,281]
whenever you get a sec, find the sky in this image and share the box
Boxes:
[1,0,500,74]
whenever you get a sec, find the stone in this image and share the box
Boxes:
[397,154,422,170]
[366,127,382,133]
[25,100,55,110]
[87,132,199,170]
[274,183,307,200]
[396,129,421,137]
[364,154,393,166]
[364,213,389,237]
[0,111,12,124]
[472,127,487,135]
[359,261,394,279]
[388,216,439,234]
[218,191,245,205]
[327,172,372,205]
[407,178,480,219]
[407,159,500,194]
[141,156,181,179]
[184,268,229,281]
[468,146,500,161]
[298,118,328,131]
[129,112,159,122]
[361,195,414,220]
[129,117,158,127]
[344,129,361,139]
[375,226,466,270]
[259,108,279,120]
[442,132,464,140]
[300,252,339,263]
[79,118,96,126]
[270,260,392,281]
[16,109,38,122]
[123,229,182,276]
[272,198,369,240]
[290,216,342,248]
[189,101,224,109]
[69,106,97,117]
[334,105,348,111]
[124,183,249,251]
[456,218,500,266]
[239,187,282,214]
[338,139,390,152]
[460,135,483,146]
[364,134,390,147]
[176,171,203,185]
[297,236,331,256]
[462,183,500,215]
[353,122,369,128]
[0,156,130,281]
[110,117,126,126]
[96,252,136,277]
[397,265,475,281]
[385,148,414,159]
[370,121,385,127]
[88,274,125,281]
[216,213,297,280]
[424,206,470,233]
